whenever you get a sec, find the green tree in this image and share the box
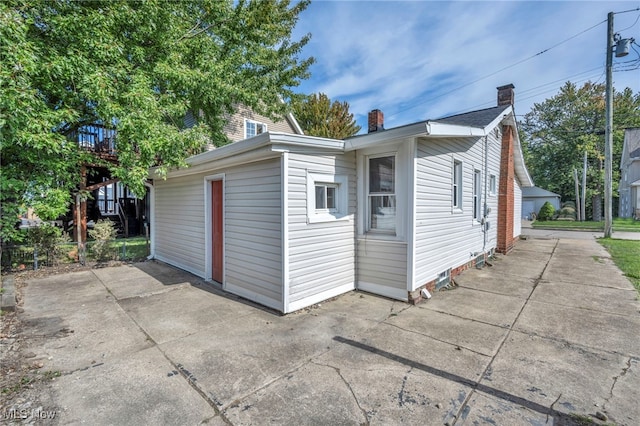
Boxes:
[292,93,361,139]
[520,82,640,218]
[0,0,313,242]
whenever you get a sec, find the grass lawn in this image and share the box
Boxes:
[532,218,640,232]
[598,238,640,294]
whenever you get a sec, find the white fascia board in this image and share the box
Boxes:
[425,122,486,137]
[150,132,344,179]
[287,112,305,135]
[345,122,430,151]
[507,111,534,188]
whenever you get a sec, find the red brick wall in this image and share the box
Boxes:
[497,125,516,254]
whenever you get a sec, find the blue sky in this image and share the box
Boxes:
[292,1,640,133]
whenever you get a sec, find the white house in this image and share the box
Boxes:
[619,128,640,219]
[149,84,533,313]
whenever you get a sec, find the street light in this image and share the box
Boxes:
[604,12,635,238]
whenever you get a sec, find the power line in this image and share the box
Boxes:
[386,17,608,119]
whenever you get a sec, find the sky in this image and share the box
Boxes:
[291,1,640,133]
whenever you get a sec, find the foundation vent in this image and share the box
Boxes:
[435,269,451,290]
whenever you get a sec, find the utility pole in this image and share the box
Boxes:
[604,11,614,237]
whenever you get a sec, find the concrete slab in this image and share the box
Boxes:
[484,331,633,421]
[43,346,219,425]
[20,299,153,372]
[385,306,509,356]
[457,390,550,426]
[514,237,558,252]
[222,362,366,425]
[92,262,197,300]
[555,238,611,257]
[455,269,536,298]
[421,287,526,328]
[514,300,640,356]
[542,253,633,288]
[21,270,111,313]
[1,274,17,312]
[315,330,485,425]
[155,293,403,410]
[604,357,640,426]
[483,256,546,280]
[118,284,258,345]
[531,280,640,316]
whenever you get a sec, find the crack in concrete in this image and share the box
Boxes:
[547,393,562,424]
[326,362,371,425]
[90,271,234,425]
[604,356,634,410]
[450,239,559,425]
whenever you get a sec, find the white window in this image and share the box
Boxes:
[473,169,481,221]
[368,155,396,232]
[245,119,266,139]
[452,160,462,210]
[315,184,337,211]
[307,173,348,223]
[489,174,497,196]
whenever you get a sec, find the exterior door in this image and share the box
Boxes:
[211,180,223,283]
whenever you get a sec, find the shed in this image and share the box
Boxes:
[521,186,561,219]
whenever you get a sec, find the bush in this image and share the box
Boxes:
[88,220,117,261]
[538,202,556,221]
[26,223,68,265]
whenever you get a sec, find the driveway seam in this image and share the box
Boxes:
[90,270,235,425]
[451,239,559,425]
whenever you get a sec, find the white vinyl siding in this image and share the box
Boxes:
[155,175,206,276]
[357,239,407,300]
[154,159,283,309]
[413,133,501,291]
[513,178,522,238]
[286,152,356,310]
[224,160,283,307]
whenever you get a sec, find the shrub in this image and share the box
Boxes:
[26,223,68,265]
[538,201,556,221]
[88,220,117,261]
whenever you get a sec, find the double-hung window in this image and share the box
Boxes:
[452,160,462,210]
[368,155,396,232]
[245,120,266,139]
[473,169,481,220]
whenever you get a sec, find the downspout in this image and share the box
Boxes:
[482,135,489,252]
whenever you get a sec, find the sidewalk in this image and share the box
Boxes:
[522,220,640,240]
[4,237,639,425]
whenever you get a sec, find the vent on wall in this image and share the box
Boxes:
[435,269,451,290]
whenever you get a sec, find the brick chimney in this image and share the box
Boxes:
[497,84,515,106]
[368,109,384,133]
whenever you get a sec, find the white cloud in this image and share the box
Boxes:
[294,1,640,132]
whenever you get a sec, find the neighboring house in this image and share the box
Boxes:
[521,186,561,220]
[619,128,640,219]
[68,107,301,241]
[149,84,533,313]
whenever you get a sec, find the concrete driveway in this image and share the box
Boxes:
[10,237,640,425]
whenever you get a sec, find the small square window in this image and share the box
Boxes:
[245,119,267,139]
[307,173,348,223]
[315,184,337,211]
